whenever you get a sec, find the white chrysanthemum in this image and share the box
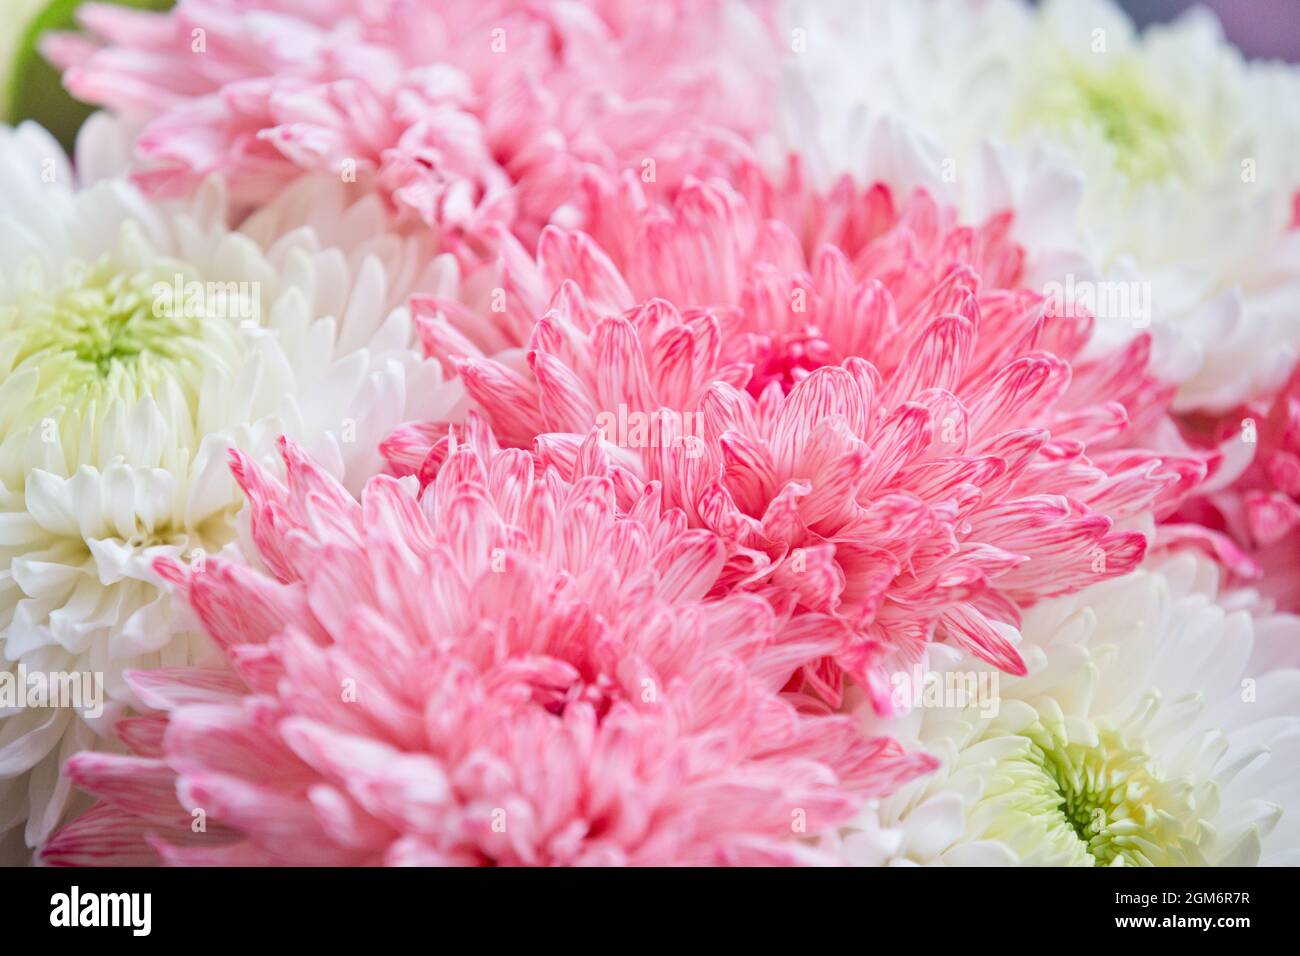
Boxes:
[779,0,1300,411]
[825,552,1300,865]
[0,117,460,852]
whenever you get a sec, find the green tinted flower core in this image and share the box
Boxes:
[0,255,250,551]
[976,716,1204,866]
[23,263,203,373]
[1018,58,1185,183]
[1,257,247,433]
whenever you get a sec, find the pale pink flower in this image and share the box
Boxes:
[389,165,1206,710]
[1159,363,1300,612]
[46,0,773,258]
[40,433,933,866]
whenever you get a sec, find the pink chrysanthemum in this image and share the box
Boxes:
[387,164,1207,710]
[1161,363,1300,612]
[46,0,773,258]
[40,433,933,866]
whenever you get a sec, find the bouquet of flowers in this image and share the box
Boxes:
[1,0,1297,868]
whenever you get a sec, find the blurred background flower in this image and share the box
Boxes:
[8,3,1294,159]
[1,0,172,147]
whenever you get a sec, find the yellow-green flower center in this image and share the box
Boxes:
[0,255,250,437]
[974,719,1206,866]
[25,264,203,371]
[1016,59,1186,183]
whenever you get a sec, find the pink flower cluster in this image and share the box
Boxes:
[25,0,1299,866]
[49,0,771,259]
[47,433,931,865]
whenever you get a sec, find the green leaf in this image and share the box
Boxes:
[6,0,175,151]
